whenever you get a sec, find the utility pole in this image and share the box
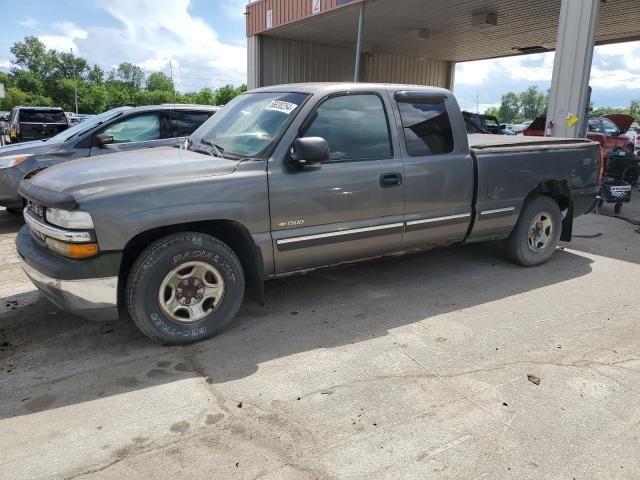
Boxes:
[71,48,78,114]
[476,90,479,114]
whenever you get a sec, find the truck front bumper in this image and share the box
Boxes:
[16,226,122,321]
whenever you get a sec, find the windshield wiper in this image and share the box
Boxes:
[200,138,225,159]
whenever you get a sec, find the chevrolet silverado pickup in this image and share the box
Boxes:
[16,83,601,345]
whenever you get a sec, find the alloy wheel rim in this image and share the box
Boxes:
[527,211,553,253]
[158,261,225,324]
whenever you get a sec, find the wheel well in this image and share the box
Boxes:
[118,220,264,316]
[525,180,572,241]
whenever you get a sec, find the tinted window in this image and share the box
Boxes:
[304,94,392,161]
[588,119,603,133]
[172,110,213,137]
[20,110,67,123]
[601,118,619,135]
[102,113,161,143]
[465,118,485,134]
[397,98,454,156]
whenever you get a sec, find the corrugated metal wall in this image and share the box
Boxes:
[260,36,355,86]
[362,52,452,87]
[256,36,454,88]
[247,0,353,36]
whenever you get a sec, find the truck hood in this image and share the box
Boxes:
[0,140,63,156]
[28,146,239,201]
[604,114,635,133]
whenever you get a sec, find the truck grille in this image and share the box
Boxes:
[26,200,45,219]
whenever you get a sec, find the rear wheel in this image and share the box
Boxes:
[503,195,562,267]
[126,232,245,345]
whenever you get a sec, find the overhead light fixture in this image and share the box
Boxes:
[514,45,550,54]
[472,11,498,27]
[408,28,431,40]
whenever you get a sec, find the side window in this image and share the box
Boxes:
[101,113,161,143]
[588,119,603,133]
[601,118,619,136]
[304,94,392,161]
[172,111,213,137]
[397,97,454,156]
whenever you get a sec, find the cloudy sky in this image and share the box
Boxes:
[454,41,640,112]
[0,0,249,90]
[1,0,640,109]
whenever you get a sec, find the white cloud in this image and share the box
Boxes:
[221,0,250,18]
[18,17,38,29]
[38,22,88,53]
[71,0,247,89]
[456,52,554,86]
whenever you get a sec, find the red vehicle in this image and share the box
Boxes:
[523,114,635,153]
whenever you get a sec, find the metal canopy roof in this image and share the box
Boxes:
[260,0,640,62]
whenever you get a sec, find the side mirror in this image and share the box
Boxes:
[95,133,114,147]
[288,137,329,168]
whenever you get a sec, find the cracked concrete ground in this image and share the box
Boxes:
[1,195,639,480]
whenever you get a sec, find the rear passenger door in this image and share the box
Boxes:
[391,92,474,250]
[171,110,215,140]
[89,111,175,156]
[269,92,405,274]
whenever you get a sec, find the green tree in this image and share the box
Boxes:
[498,92,520,122]
[145,72,174,92]
[629,99,640,120]
[10,36,57,78]
[79,84,108,114]
[215,84,239,105]
[14,70,44,96]
[116,62,144,96]
[519,86,546,120]
[87,65,105,85]
[484,106,500,117]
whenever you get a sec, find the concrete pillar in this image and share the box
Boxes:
[446,61,456,91]
[247,35,261,90]
[546,0,599,138]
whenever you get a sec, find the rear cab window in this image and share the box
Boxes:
[19,110,68,124]
[396,96,454,156]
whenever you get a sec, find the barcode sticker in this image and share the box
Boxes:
[265,100,298,114]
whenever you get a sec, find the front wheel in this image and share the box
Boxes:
[503,195,562,267]
[126,232,245,345]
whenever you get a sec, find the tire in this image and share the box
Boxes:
[126,232,245,345]
[614,203,623,215]
[503,195,562,267]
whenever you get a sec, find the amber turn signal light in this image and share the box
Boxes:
[45,238,99,258]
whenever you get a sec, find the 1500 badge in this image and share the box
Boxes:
[278,219,305,227]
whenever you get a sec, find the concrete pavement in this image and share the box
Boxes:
[0,198,639,479]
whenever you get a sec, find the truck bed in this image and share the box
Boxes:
[468,133,596,152]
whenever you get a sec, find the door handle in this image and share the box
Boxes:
[380,172,403,188]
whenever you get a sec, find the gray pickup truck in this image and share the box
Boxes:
[16,83,601,344]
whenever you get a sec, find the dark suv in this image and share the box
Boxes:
[0,104,220,210]
[6,107,70,144]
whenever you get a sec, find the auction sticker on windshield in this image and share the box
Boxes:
[265,100,298,114]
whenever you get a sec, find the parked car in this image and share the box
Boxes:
[16,83,601,344]
[0,104,220,211]
[0,111,9,146]
[510,121,532,134]
[5,107,70,144]
[69,114,96,125]
[463,112,514,135]
[523,114,635,152]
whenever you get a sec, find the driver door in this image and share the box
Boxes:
[268,92,405,274]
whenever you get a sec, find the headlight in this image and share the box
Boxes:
[0,154,32,169]
[46,208,94,229]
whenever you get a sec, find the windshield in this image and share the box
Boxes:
[189,91,309,159]
[46,108,129,144]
